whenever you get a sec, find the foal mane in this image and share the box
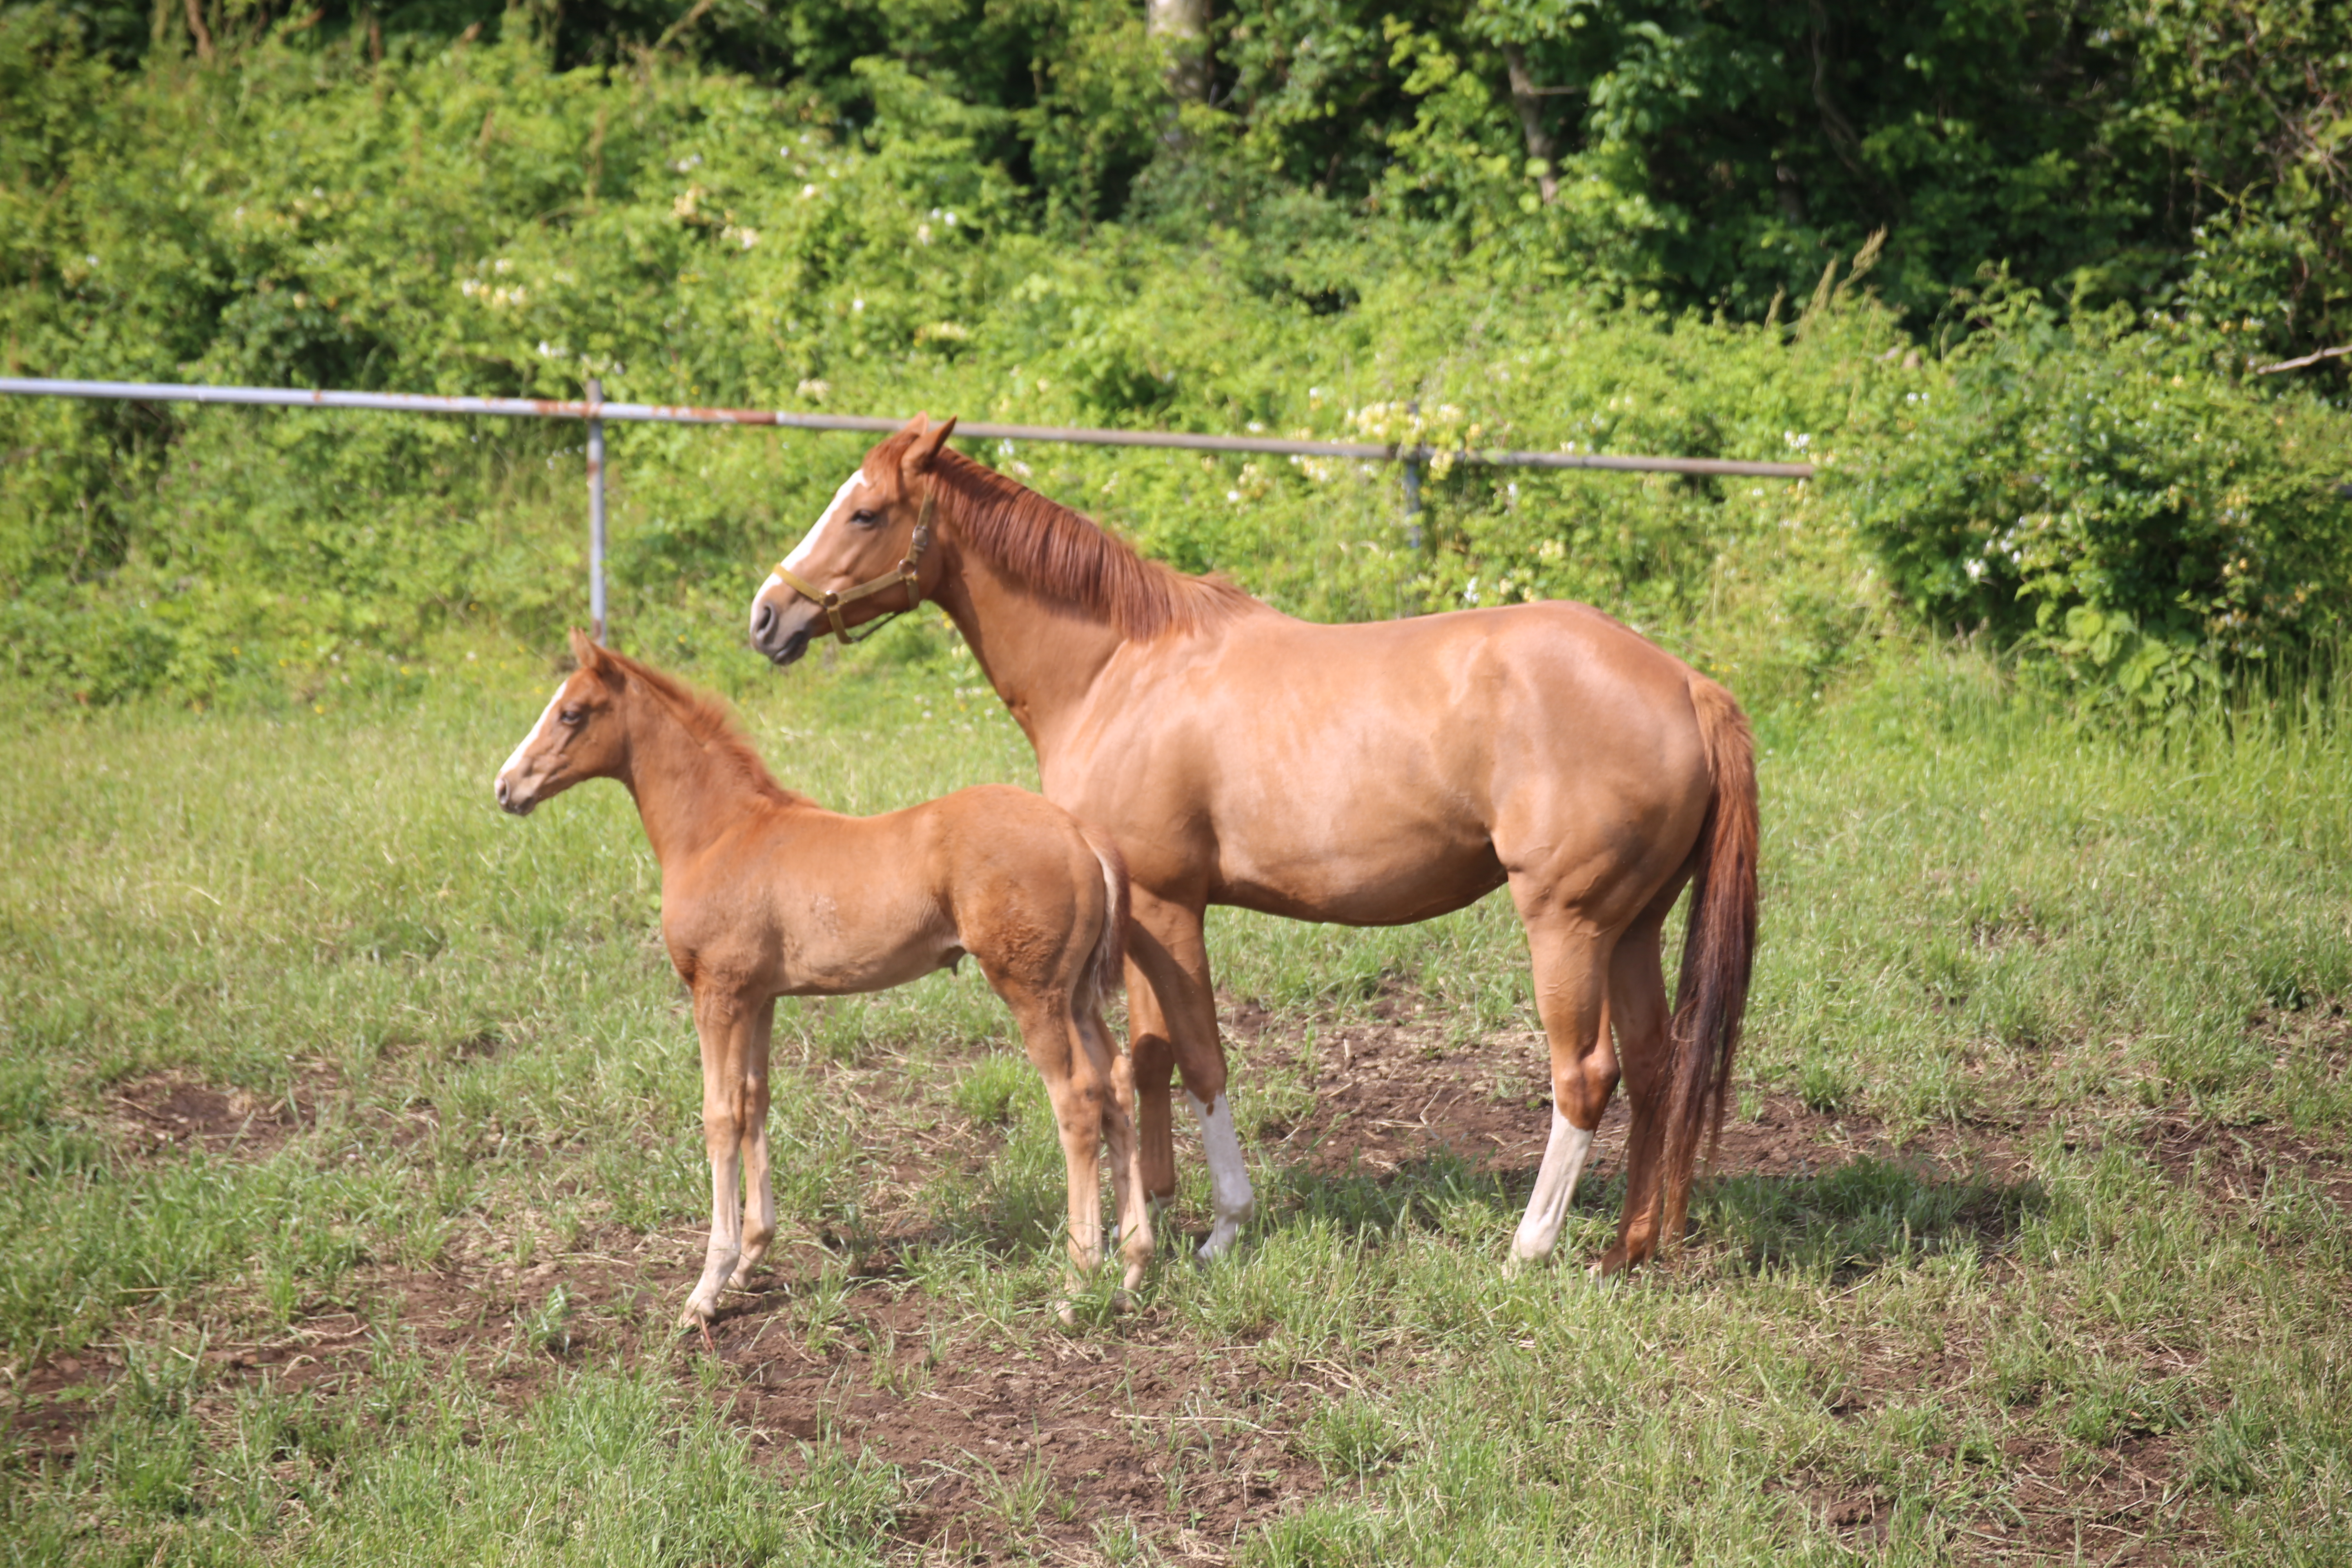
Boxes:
[887,433,1250,640]
[596,646,802,807]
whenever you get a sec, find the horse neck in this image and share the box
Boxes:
[616,691,764,867]
[931,537,1128,750]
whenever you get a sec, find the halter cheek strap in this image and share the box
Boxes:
[771,483,936,646]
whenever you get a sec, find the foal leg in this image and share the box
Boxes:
[1508,913,1618,1269]
[1079,999,1154,1290]
[726,1000,779,1291]
[1006,990,1115,1292]
[681,990,762,1329]
[1128,889,1252,1261]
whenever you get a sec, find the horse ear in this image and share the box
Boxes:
[906,414,958,473]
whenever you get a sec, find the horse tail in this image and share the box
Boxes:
[1659,674,1760,1249]
[1075,821,1129,1009]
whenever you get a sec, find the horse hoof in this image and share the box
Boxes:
[1055,1299,1078,1327]
[1195,1220,1243,1265]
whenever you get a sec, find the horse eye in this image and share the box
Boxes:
[559,707,585,726]
[849,508,880,528]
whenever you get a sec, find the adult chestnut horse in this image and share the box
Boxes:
[746,418,1757,1274]
[495,630,1151,1329]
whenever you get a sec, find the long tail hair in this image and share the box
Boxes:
[1075,822,1130,1009]
[1657,675,1760,1245]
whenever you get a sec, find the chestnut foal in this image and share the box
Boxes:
[494,631,1151,1330]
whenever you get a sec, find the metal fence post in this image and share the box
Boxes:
[1401,399,1423,552]
[586,376,608,645]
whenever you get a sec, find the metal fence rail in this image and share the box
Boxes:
[0,374,1818,639]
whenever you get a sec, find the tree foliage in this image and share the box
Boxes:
[0,0,2345,713]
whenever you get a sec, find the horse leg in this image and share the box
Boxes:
[1123,962,1180,1208]
[682,989,760,1328]
[1080,998,1153,1291]
[1127,889,1252,1261]
[1599,911,1675,1274]
[726,1000,778,1291]
[1508,915,1617,1269]
[1007,990,1113,1294]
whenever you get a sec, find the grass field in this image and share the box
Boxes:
[2,635,2349,1565]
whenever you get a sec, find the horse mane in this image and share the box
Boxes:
[883,432,1251,639]
[595,646,803,807]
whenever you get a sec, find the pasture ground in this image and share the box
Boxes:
[2,641,2349,1564]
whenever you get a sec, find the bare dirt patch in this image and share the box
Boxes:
[2143,1113,2352,1212]
[108,1073,321,1160]
[703,1265,1336,1561]
[1229,995,2025,1199]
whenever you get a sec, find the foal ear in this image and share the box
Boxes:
[567,627,623,688]
[905,414,958,473]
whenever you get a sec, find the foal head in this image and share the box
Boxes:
[746,413,957,666]
[493,629,633,815]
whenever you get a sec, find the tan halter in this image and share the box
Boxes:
[770,482,936,645]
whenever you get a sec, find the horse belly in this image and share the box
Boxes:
[1209,794,1505,926]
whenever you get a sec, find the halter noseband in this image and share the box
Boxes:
[768,481,937,646]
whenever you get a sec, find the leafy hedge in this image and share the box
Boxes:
[0,10,2346,713]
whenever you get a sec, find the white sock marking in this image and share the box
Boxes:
[1512,1111,1595,1263]
[1185,1089,1255,1260]
[495,679,572,796]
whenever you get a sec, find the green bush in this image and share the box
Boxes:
[0,6,2346,717]
[1853,280,2352,715]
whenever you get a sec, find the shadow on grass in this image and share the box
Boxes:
[1252,1143,2042,1284]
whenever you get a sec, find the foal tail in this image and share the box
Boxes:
[1659,675,1760,1248]
[1075,822,1130,1009]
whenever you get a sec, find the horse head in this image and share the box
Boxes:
[747,412,957,665]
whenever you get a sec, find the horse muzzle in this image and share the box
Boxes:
[748,592,817,668]
[494,774,539,816]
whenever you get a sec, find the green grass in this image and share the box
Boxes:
[3,637,2350,1563]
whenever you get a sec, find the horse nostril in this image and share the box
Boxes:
[751,602,775,643]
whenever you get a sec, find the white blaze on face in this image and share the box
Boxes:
[495,679,572,798]
[752,470,869,633]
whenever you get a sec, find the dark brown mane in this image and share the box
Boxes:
[599,647,803,806]
[884,434,1251,639]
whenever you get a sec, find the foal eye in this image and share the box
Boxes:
[558,708,585,726]
[849,508,880,528]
